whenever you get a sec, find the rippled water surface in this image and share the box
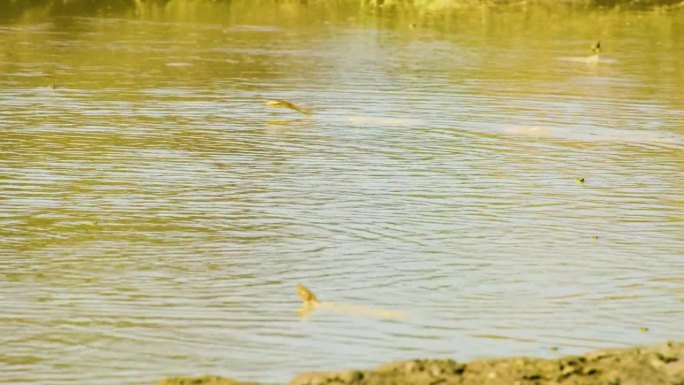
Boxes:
[1,2,683,384]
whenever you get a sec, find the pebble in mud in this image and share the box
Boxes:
[337,371,364,384]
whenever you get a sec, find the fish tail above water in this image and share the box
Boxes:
[586,41,601,63]
[296,284,405,320]
[265,99,313,115]
[296,284,319,305]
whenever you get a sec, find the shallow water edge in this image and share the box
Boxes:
[160,341,683,385]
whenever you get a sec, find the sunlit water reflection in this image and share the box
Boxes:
[1,2,683,385]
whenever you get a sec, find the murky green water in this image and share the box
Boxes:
[1,1,683,384]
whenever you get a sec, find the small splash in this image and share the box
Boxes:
[502,125,551,136]
[165,62,193,67]
[226,25,281,33]
[346,116,424,127]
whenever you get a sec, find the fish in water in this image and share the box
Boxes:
[265,99,312,115]
[297,284,319,305]
[296,284,405,320]
[587,41,601,63]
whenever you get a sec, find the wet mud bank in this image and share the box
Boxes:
[159,342,683,385]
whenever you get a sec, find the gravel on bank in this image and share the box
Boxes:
[159,341,683,385]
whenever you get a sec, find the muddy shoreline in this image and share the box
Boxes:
[159,342,683,385]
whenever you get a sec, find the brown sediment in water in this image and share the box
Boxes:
[158,341,683,385]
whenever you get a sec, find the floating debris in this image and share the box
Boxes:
[640,327,650,333]
[591,235,599,240]
[576,177,585,184]
[265,99,312,115]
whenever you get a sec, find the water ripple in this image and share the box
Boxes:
[1,6,683,385]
